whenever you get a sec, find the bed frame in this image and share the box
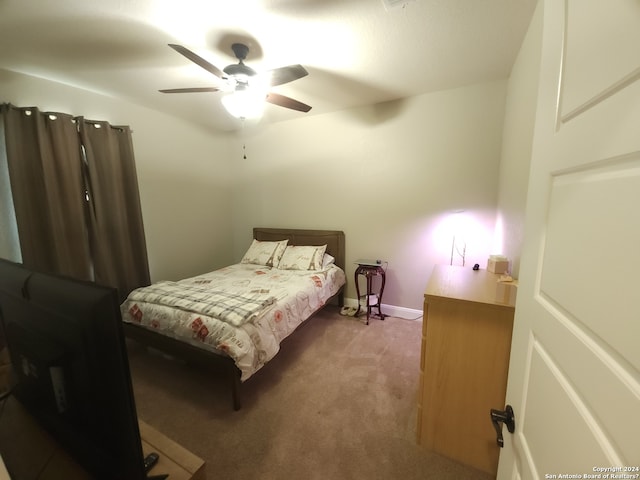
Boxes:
[123,227,345,410]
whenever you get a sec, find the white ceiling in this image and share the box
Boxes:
[0,0,537,132]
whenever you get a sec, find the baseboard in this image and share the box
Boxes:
[343,297,423,321]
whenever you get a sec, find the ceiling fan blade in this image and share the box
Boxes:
[267,65,309,87]
[266,92,312,112]
[159,87,220,94]
[168,44,225,79]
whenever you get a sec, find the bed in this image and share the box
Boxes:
[121,228,346,410]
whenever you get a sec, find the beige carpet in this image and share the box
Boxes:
[127,306,492,480]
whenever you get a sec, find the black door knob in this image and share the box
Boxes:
[490,404,515,447]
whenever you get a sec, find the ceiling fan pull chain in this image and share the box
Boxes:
[241,118,247,160]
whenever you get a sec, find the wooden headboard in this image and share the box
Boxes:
[253,227,345,271]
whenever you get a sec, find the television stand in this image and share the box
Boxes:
[139,420,205,480]
[0,396,206,479]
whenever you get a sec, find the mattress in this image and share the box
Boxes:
[121,263,346,381]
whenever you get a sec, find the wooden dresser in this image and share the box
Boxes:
[417,265,516,476]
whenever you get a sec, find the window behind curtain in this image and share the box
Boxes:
[0,114,21,262]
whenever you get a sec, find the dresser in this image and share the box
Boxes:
[417,265,516,476]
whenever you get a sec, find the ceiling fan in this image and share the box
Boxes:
[159,43,312,117]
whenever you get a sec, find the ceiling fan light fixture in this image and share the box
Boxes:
[221,87,266,119]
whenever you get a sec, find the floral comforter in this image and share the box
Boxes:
[121,263,346,381]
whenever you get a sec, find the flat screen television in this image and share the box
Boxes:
[0,258,147,479]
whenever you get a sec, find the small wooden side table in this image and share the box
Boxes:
[354,260,387,324]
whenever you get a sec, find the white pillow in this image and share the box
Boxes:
[277,245,327,271]
[322,253,335,269]
[240,239,288,267]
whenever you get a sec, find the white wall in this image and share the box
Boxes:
[230,80,508,311]
[0,69,235,282]
[494,1,543,278]
[2,56,541,313]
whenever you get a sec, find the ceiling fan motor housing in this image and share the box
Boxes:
[223,63,256,78]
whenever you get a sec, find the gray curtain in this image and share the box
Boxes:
[1,104,150,300]
[2,105,92,280]
[79,118,150,298]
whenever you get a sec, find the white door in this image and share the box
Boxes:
[496,0,640,478]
